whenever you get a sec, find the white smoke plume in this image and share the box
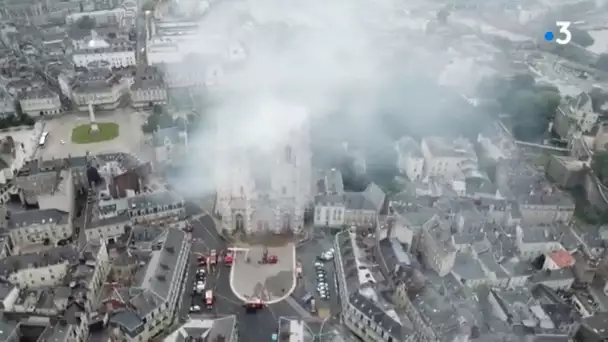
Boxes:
[163,0,483,198]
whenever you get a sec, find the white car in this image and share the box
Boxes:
[60,140,65,145]
[314,261,324,268]
[189,305,201,312]
[321,251,334,261]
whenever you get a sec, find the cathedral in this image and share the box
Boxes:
[214,104,312,235]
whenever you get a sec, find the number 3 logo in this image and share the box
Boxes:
[556,21,572,45]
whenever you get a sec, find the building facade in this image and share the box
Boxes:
[19,88,62,117]
[73,45,136,69]
[107,229,190,342]
[215,104,312,235]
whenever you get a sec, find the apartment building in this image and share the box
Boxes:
[314,183,385,229]
[18,87,62,117]
[334,230,418,342]
[107,229,190,342]
[420,136,478,180]
[4,209,72,254]
[163,316,237,342]
[66,8,127,26]
[71,68,130,111]
[130,72,168,108]
[15,153,149,205]
[418,216,456,277]
[127,190,186,225]
[73,43,136,69]
[395,136,425,181]
[554,92,599,139]
[0,246,79,288]
[497,160,575,226]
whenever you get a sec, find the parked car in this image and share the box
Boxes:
[189,305,201,312]
[318,249,335,261]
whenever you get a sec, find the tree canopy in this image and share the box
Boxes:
[592,151,608,186]
[141,105,174,133]
[596,53,608,72]
[570,28,595,47]
[479,74,561,142]
[142,0,156,12]
[76,16,96,30]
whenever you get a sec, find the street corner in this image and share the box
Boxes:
[229,244,297,304]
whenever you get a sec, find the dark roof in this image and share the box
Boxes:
[8,209,69,229]
[348,291,404,338]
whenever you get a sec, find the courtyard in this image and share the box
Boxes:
[71,122,119,144]
[35,109,149,160]
[230,243,297,304]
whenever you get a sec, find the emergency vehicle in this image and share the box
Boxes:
[210,250,217,265]
[209,250,217,272]
[243,298,265,313]
[205,290,214,309]
[224,249,233,266]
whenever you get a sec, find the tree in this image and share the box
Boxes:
[571,28,595,47]
[152,104,164,115]
[592,151,608,186]
[141,108,174,134]
[142,0,156,12]
[75,16,96,30]
[510,90,560,141]
[480,74,561,142]
[596,53,608,72]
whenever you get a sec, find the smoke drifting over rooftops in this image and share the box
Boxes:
[167,0,482,197]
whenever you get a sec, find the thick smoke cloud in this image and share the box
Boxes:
[166,0,480,197]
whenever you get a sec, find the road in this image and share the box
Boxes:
[293,227,342,318]
[180,202,313,342]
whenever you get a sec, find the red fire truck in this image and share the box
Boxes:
[224,249,233,266]
[243,298,265,313]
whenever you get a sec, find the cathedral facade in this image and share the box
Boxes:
[214,104,312,235]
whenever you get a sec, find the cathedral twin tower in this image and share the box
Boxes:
[214,103,312,235]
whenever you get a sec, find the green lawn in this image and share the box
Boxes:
[71,123,119,144]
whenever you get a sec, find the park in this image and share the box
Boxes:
[71,122,119,144]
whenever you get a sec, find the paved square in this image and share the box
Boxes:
[35,109,149,160]
[230,243,297,304]
[0,124,41,172]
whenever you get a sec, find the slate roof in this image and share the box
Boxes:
[452,252,486,281]
[108,229,188,337]
[164,316,236,342]
[7,209,69,229]
[348,291,404,338]
[335,231,412,340]
[17,152,142,177]
[317,183,385,212]
[127,190,183,211]
[0,246,79,277]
